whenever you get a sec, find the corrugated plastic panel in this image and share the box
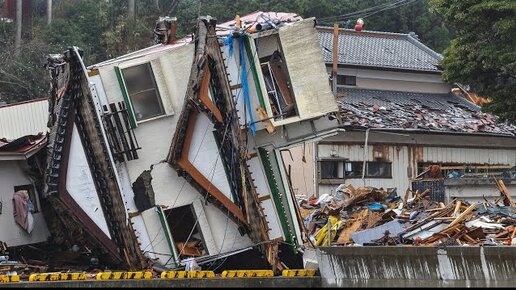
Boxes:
[0,99,48,139]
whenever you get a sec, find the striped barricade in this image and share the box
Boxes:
[0,275,20,282]
[221,270,274,278]
[29,272,87,281]
[95,271,153,280]
[160,270,215,279]
[281,269,317,277]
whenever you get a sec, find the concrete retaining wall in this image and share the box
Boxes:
[317,246,516,287]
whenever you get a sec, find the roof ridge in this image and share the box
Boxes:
[317,26,410,37]
[405,34,443,60]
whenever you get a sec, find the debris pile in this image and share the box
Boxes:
[299,182,516,247]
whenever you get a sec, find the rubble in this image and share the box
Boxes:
[299,181,516,247]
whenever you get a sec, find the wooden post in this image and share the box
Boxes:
[332,23,339,95]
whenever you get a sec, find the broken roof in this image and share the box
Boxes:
[317,28,442,72]
[216,11,302,36]
[337,88,516,136]
[0,133,46,159]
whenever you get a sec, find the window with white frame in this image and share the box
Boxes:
[121,63,165,121]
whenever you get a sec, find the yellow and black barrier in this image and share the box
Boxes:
[221,270,274,278]
[0,275,20,282]
[281,269,317,277]
[29,273,87,281]
[160,270,215,279]
[95,271,152,280]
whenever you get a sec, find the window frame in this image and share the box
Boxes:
[337,75,357,86]
[120,62,166,122]
[318,159,392,181]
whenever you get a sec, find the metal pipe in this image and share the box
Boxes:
[361,128,370,187]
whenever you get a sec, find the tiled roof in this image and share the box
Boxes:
[317,28,442,72]
[337,88,516,136]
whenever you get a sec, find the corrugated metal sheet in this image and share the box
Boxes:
[0,99,48,139]
[317,143,516,197]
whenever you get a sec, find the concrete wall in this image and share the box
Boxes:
[0,160,49,247]
[313,136,516,201]
[317,246,516,286]
[331,67,451,94]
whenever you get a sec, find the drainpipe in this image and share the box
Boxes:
[331,23,339,95]
[361,128,370,187]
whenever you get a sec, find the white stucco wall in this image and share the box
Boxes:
[0,160,49,247]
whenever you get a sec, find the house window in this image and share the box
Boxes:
[337,75,356,86]
[164,204,207,258]
[320,160,391,179]
[13,185,39,213]
[344,161,363,177]
[260,51,297,121]
[121,63,165,121]
[320,161,342,179]
[366,162,392,178]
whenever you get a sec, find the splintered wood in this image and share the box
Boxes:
[299,181,516,247]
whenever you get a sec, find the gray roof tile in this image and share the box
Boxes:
[317,28,442,72]
[337,88,516,136]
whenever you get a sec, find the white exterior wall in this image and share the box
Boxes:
[317,143,516,201]
[0,161,50,246]
[97,44,253,261]
[333,67,451,94]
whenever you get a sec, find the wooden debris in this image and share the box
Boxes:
[496,179,514,207]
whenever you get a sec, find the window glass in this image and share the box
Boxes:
[122,63,165,121]
[366,162,392,178]
[337,75,356,86]
[344,161,363,177]
[320,161,340,179]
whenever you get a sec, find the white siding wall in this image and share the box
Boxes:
[317,143,516,201]
[0,161,50,246]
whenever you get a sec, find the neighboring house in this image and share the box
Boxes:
[0,99,50,247]
[287,27,516,203]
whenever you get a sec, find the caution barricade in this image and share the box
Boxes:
[160,270,215,279]
[95,271,152,280]
[29,272,87,281]
[281,269,317,277]
[0,275,20,282]
[221,270,274,278]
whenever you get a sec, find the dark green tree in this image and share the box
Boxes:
[431,0,516,123]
